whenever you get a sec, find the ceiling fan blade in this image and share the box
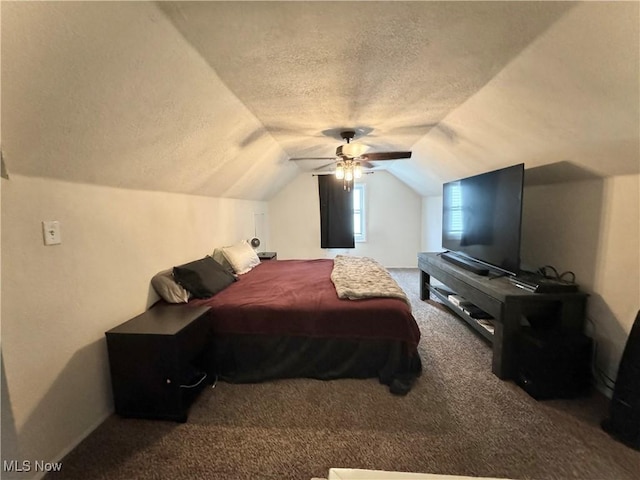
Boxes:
[361,151,412,161]
[314,161,337,171]
[359,161,376,169]
[290,157,336,161]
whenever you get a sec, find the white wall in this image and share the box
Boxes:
[420,174,640,394]
[2,169,20,471]
[1,174,266,477]
[269,171,422,267]
[421,195,443,253]
[521,174,640,391]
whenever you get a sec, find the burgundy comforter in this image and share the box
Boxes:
[190,259,420,347]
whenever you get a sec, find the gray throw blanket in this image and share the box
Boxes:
[331,255,411,307]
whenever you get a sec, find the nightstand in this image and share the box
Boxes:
[105,303,213,422]
[257,252,277,261]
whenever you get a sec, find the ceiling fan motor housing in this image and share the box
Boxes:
[340,130,356,142]
[336,131,357,158]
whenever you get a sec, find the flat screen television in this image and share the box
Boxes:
[442,163,524,276]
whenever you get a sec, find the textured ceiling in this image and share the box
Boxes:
[2,1,638,199]
[158,1,575,160]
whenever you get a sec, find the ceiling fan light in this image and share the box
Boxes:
[335,162,345,180]
[341,142,367,158]
[354,162,362,179]
[345,169,353,182]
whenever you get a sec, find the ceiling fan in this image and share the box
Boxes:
[289,130,412,190]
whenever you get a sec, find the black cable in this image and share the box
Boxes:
[559,270,576,283]
[594,345,616,386]
[537,265,560,279]
[587,318,617,388]
[536,265,576,284]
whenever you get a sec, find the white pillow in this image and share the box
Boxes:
[212,247,235,272]
[151,269,190,303]
[222,241,261,275]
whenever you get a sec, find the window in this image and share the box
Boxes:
[353,183,366,242]
[447,181,463,239]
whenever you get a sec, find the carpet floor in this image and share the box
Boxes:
[47,269,640,480]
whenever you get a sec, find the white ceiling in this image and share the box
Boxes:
[2,1,638,199]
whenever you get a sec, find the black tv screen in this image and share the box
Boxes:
[442,163,524,275]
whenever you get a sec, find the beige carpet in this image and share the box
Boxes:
[46,269,640,480]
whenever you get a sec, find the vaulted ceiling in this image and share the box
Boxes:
[2,1,638,199]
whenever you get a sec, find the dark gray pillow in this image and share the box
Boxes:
[173,256,236,299]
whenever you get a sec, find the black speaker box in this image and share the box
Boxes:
[516,327,592,400]
[602,310,640,450]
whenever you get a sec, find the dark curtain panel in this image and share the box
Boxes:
[318,175,355,248]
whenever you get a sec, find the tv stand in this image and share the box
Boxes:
[418,252,587,379]
[440,251,489,276]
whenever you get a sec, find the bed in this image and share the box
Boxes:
[188,258,422,394]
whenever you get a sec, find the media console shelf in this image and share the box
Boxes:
[418,252,588,379]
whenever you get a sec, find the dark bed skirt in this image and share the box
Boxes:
[206,334,422,394]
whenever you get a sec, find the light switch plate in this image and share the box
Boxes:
[42,221,61,245]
